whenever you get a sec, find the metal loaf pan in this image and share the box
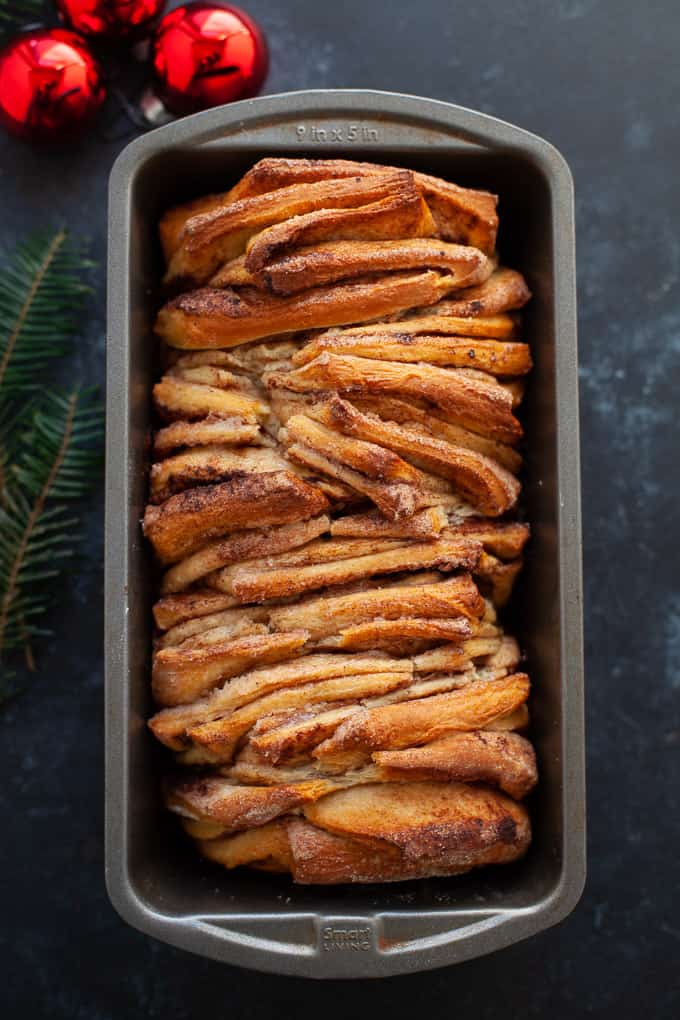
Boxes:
[105,90,585,978]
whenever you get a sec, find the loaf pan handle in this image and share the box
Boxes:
[142,89,545,154]
[186,909,520,977]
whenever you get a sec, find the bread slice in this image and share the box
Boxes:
[149,651,411,750]
[159,514,329,594]
[299,781,530,878]
[267,573,484,641]
[373,731,537,799]
[413,267,531,318]
[312,397,520,516]
[152,630,309,707]
[142,472,328,564]
[215,238,493,295]
[267,354,522,444]
[215,157,499,254]
[186,671,415,763]
[165,170,429,286]
[329,506,447,540]
[347,394,522,473]
[313,673,530,769]
[155,272,457,350]
[153,417,263,457]
[293,330,532,375]
[333,312,520,338]
[217,536,482,603]
[148,445,290,504]
[194,780,530,883]
[153,376,268,423]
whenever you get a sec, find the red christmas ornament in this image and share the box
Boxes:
[150,2,268,116]
[55,0,167,41]
[0,29,106,142]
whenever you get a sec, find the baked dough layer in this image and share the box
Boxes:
[145,159,536,884]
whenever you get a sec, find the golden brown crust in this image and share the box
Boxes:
[316,616,472,654]
[153,417,263,457]
[293,331,532,375]
[233,722,535,789]
[373,731,538,799]
[447,519,530,560]
[281,413,432,520]
[313,397,520,515]
[196,820,293,871]
[216,238,492,295]
[149,445,290,504]
[294,782,529,881]
[160,192,230,261]
[330,506,447,539]
[280,440,430,521]
[165,773,310,832]
[206,254,253,288]
[413,171,498,253]
[154,619,520,758]
[153,376,268,422]
[208,157,499,254]
[246,707,363,764]
[155,273,457,350]
[284,413,424,487]
[347,394,522,473]
[267,354,522,444]
[243,186,435,275]
[340,312,521,338]
[220,536,482,603]
[142,472,329,564]
[209,534,407,572]
[150,159,536,886]
[171,728,535,842]
[186,671,415,763]
[414,267,531,318]
[313,673,530,769]
[160,172,272,261]
[152,631,309,707]
[160,515,330,594]
[149,651,409,750]
[267,574,485,641]
[165,170,422,286]
[152,590,239,631]
[205,783,528,883]
[285,819,410,883]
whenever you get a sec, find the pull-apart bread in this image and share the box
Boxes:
[146,158,536,884]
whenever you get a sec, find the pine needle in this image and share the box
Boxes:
[0,1,46,28]
[0,230,94,396]
[0,229,102,691]
[0,389,103,665]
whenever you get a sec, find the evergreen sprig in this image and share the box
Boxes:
[0,0,46,28]
[0,230,103,697]
[0,230,94,395]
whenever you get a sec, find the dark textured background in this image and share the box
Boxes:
[2,0,679,1015]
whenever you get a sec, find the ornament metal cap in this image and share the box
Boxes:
[138,86,174,126]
